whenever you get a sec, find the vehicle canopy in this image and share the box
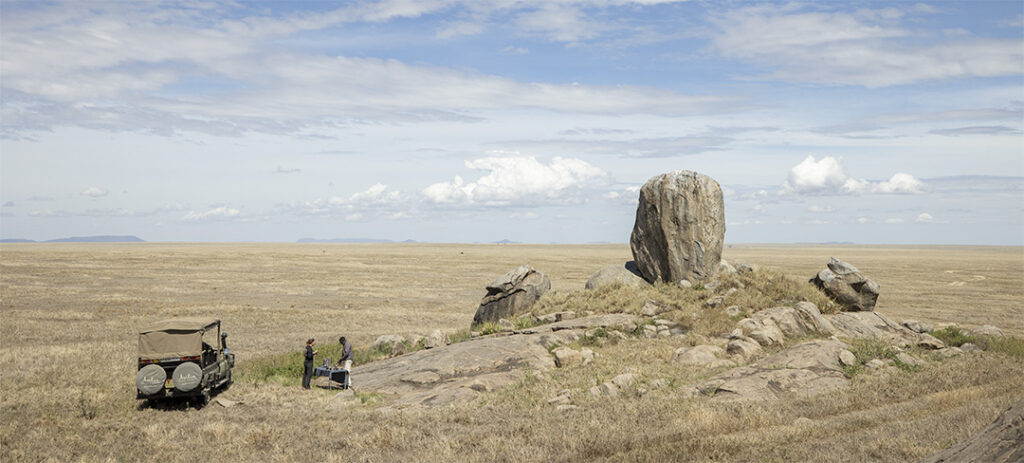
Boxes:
[138,317,220,360]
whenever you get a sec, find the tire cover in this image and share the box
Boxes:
[172,362,202,392]
[136,364,166,395]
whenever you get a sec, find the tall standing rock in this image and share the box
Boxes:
[630,170,726,283]
[472,265,551,327]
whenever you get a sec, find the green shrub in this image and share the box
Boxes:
[932,326,972,347]
[476,322,502,335]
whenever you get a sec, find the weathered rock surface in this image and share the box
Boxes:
[921,397,1024,463]
[423,329,451,349]
[826,311,915,343]
[810,257,880,311]
[353,313,639,408]
[917,333,946,350]
[372,335,406,353]
[692,339,852,400]
[552,346,583,368]
[971,325,1006,337]
[902,319,933,333]
[473,265,551,326]
[585,262,648,290]
[673,345,735,369]
[630,170,726,284]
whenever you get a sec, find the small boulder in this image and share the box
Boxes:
[838,349,857,367]
[472,265,551,326]
[735,262,755,274]
[498,318,515,331]
[935,347,964,359]
[901,319,933,334]
[738,317,784,346]
[704,296,725,309]
[725,305,742,317]
[537,311,576,323]
[677,280,693,289]
[590,382,619,397]
[896,352,926,367]
[552,346,583,368]
[961,343,980,353]
[641,325,658,339]
[423,329,450,349]
[372,334,406,353]
[673,345,735,369]
[640,300,670,317]
[547,391,572,406]
[585,262,648,290]
[865,359,886,369]
[810,257,880,311]
[719,259,737,275]
[611,373,636,390]
[971,325,1005,337]
[580,348,595,365]
[917,333,945,350]
[727,337,762,361]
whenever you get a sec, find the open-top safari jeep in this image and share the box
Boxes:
[135,318,234,405]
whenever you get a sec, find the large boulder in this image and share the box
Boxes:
[585,261,648,290]
[472,265,550,326]
[630,170,726,284]
[810,257,880,311]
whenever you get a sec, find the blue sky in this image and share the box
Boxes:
[1,0,1022,244]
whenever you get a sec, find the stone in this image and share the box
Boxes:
[498,319,515,331]
[961,343,980,353]
[727,337,762,361]
[719,259,737,275]
[810,257,880,311]
[472,265,551,326]
[580,348,595,365]
[611,373,636,390]
[917,333,945,350]
[537,311,576,323]
[838,349,857,366]
[423,329,451,349]
[971,325,1005,337]
[556,405,578,412]
[372,334,406,352]
[642,325,658,338]
[640,300,670,317]
[677,280,693,289]
[865,359,886,369]
[826,311,915,343]
[649,379,669,389]
[547,393,572,406]
[934,347,963,358]
[725,305,742,317]
[608,330,628,341]
[406,334,425,347]
[738,317,784,346]
[629,170,726,283]
[696,340,851,401]
[896,352,925,367]
[590,382,619,397]
[735,262,754,274]
[901,319,933,333]
[585,262,648,290]
[552,346,583,368]
[920,397,1024,463]
[704,296,725,309]
[705,280,721,291]
[673,345,735,369]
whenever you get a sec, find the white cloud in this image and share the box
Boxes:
[781,156,925,196]
[182,206,240,222]
[709,5,1024,86]
[873,173,926,194]
[916,212,934,223]
[808,204,834,213]
[423,156,608,206]
[80,186,108,197]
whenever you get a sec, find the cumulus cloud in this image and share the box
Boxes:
[277,183,406,218]
[422,156,608,206]
[80,186,108,197]
[182,206,240,222]
[781,156,925,195]
[916,212,934,223]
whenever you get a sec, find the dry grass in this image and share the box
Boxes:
[1,242,1022,462]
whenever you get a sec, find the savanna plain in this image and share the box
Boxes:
[1,243,1022,462]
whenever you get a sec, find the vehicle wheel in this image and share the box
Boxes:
[136,364,166,396]
[172,362,202,392]
[201,390,211,407]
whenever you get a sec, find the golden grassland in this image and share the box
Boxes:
[0,242,1021,462]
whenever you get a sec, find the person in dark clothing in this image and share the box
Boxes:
[337,336,353,388]
[302,338,317,389]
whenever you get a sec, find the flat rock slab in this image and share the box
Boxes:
[690,339,851,401]
[826,311,915,342]
[353,314,638,408]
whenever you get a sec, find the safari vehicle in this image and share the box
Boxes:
[135,318,234,405]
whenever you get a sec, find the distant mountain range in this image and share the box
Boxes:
[297,237,416,243]
[0,235,145,243]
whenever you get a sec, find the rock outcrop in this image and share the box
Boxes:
[585,261,648,290]
[921,397,1024,463]
[630,170,726,284]
[472,265,550,326]
[810,257,880,311]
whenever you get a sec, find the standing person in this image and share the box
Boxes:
[302,338,317,390]
[338,336,353,389]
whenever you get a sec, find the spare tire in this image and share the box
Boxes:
[136,364,167,395]
[172,362,202,392]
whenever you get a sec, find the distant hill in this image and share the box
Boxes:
[47,235,145,243]
[297,238,394,243]
[492,239,521,244]
[2,235,145,243]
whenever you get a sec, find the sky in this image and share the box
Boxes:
[1,0,1022,244]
